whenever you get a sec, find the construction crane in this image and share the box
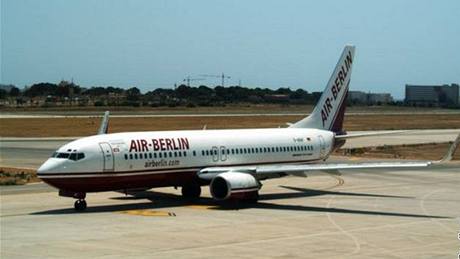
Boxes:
[183,76,205,87]
[200,73,231,87]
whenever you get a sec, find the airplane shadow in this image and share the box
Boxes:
[31,186,449,219]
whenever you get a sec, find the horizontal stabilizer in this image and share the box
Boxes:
[335,130,408,140]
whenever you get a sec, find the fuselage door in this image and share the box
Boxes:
[99,142,114,171]
[220,146,227,161]
[212,146,219,162]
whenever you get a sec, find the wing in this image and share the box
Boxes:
[197,161,431,180]
[198,131,459,181]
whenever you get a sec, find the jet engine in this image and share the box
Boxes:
[210,172,260,201]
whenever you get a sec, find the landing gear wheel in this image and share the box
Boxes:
[74,199,87,211]
[181,182,201,199]
[247,192,259,204]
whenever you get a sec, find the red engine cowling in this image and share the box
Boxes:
[210,172,260,201]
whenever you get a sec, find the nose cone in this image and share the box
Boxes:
[37,159,59,177]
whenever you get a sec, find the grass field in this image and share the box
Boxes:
[2,104,458,114]
[1,114,460,137]
[335,142,460,161]
[0,167,39,185]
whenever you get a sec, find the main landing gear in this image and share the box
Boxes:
[74,199,87,211]
[181,182,201,199]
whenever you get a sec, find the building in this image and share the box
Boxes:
[349,91,393,105]
[405,84,459,107]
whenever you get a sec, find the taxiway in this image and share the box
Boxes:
[1,163,459,258]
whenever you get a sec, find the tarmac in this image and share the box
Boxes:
[1,130,460,258]
[1,163,460,258]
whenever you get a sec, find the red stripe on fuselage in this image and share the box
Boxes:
[42,171,197,193]
[38,159,318,192]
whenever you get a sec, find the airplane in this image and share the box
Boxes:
[37,45,460,211]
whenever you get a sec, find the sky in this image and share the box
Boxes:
[1,0,459,99]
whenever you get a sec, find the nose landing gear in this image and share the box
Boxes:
[59,190,87,211]
[74,199,87,211]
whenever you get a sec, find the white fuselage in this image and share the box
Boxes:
[37,128,335,192]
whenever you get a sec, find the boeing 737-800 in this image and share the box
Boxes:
[37,45,460,211]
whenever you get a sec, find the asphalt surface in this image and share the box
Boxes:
[1,164,459,258]
[1,129,459,258]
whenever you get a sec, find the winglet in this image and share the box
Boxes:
[98,111,110,135]
[438,131,460,162]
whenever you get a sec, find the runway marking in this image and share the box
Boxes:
[321,172,345,190]
[185,205,218,210]
[326,196,362,255]
[120,209,176,217]
[419,189,456,234]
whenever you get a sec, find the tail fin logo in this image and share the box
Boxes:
[320,50,353,128]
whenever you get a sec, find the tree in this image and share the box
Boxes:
[0,89,7,99]
[126,87,141,102]
[9,87,20,97]
[24,83,58,97]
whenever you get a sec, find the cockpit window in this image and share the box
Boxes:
[56,152,70,159]
[77,153,85,160]
[69,153,77,160]
[53,152,85,161]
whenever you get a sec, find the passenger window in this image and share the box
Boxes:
[154,153,157,158]
[124,154,128,160]
[193,151,196,156]
[206,150,209,156]
[174,151,178,157]
[130,154,133,160]
[140,153,143,159]
[183,151,187,157]
[159,153,162,158]
[169,152,172,157]
[135,153,138,159]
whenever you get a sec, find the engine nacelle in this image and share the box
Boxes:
[210,172,260,201]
